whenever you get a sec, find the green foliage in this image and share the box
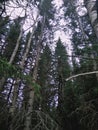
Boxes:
[93,87,98,94]
[0,16,9,34]
[38,45,52,84]
[3,19,21,60]
[55,38,70,78]
[37,45,53,112]
[0,58,18,78]
[6,18,21,42]
[32,82,41,97]
[40,0,54,19]
[0,58,41,94]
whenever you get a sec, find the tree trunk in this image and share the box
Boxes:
[0,21,24,93]
[20,14,39,68]
[9,79,20,130]
[9,23,24,64]
[24,40,42,130]
[24,15,45,130]
[7,24,23,127]
[84,0,98,38]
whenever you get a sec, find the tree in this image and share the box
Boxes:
[37,44,52,112]
[54,38,71,130]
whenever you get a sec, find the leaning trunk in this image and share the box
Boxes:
[20,14,39,68]
[0,21,24,93]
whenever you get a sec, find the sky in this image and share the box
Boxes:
[5,0,86,55]
[6,0,70,41]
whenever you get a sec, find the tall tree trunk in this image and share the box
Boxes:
[84,0,98,38]
[24,15,45,130]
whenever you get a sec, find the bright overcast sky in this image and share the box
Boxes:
[6,0,86,55]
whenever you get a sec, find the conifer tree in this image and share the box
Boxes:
[54,38,71,130]
[37,44,52,112]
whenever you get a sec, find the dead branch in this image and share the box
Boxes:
[66,71,98,81]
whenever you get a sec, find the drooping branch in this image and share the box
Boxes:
[66,70,98,81]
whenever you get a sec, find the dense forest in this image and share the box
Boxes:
[0,0,98,130]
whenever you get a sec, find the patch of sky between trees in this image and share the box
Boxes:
[6,0,87,58]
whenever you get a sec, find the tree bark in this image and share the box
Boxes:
[84,0,98,38]
[9,79,20,130]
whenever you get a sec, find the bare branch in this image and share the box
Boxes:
[66,71,98,81]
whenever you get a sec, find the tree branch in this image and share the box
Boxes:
[66,71,98,81]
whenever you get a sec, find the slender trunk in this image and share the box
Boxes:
[8,24,23,127]
[9,79,20,115]
[9,79,20,130]
[24,15,45,130]
[24,40,42,130]
[0,21,24,93]
[20,14,39,68]
[9,24,24,64]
